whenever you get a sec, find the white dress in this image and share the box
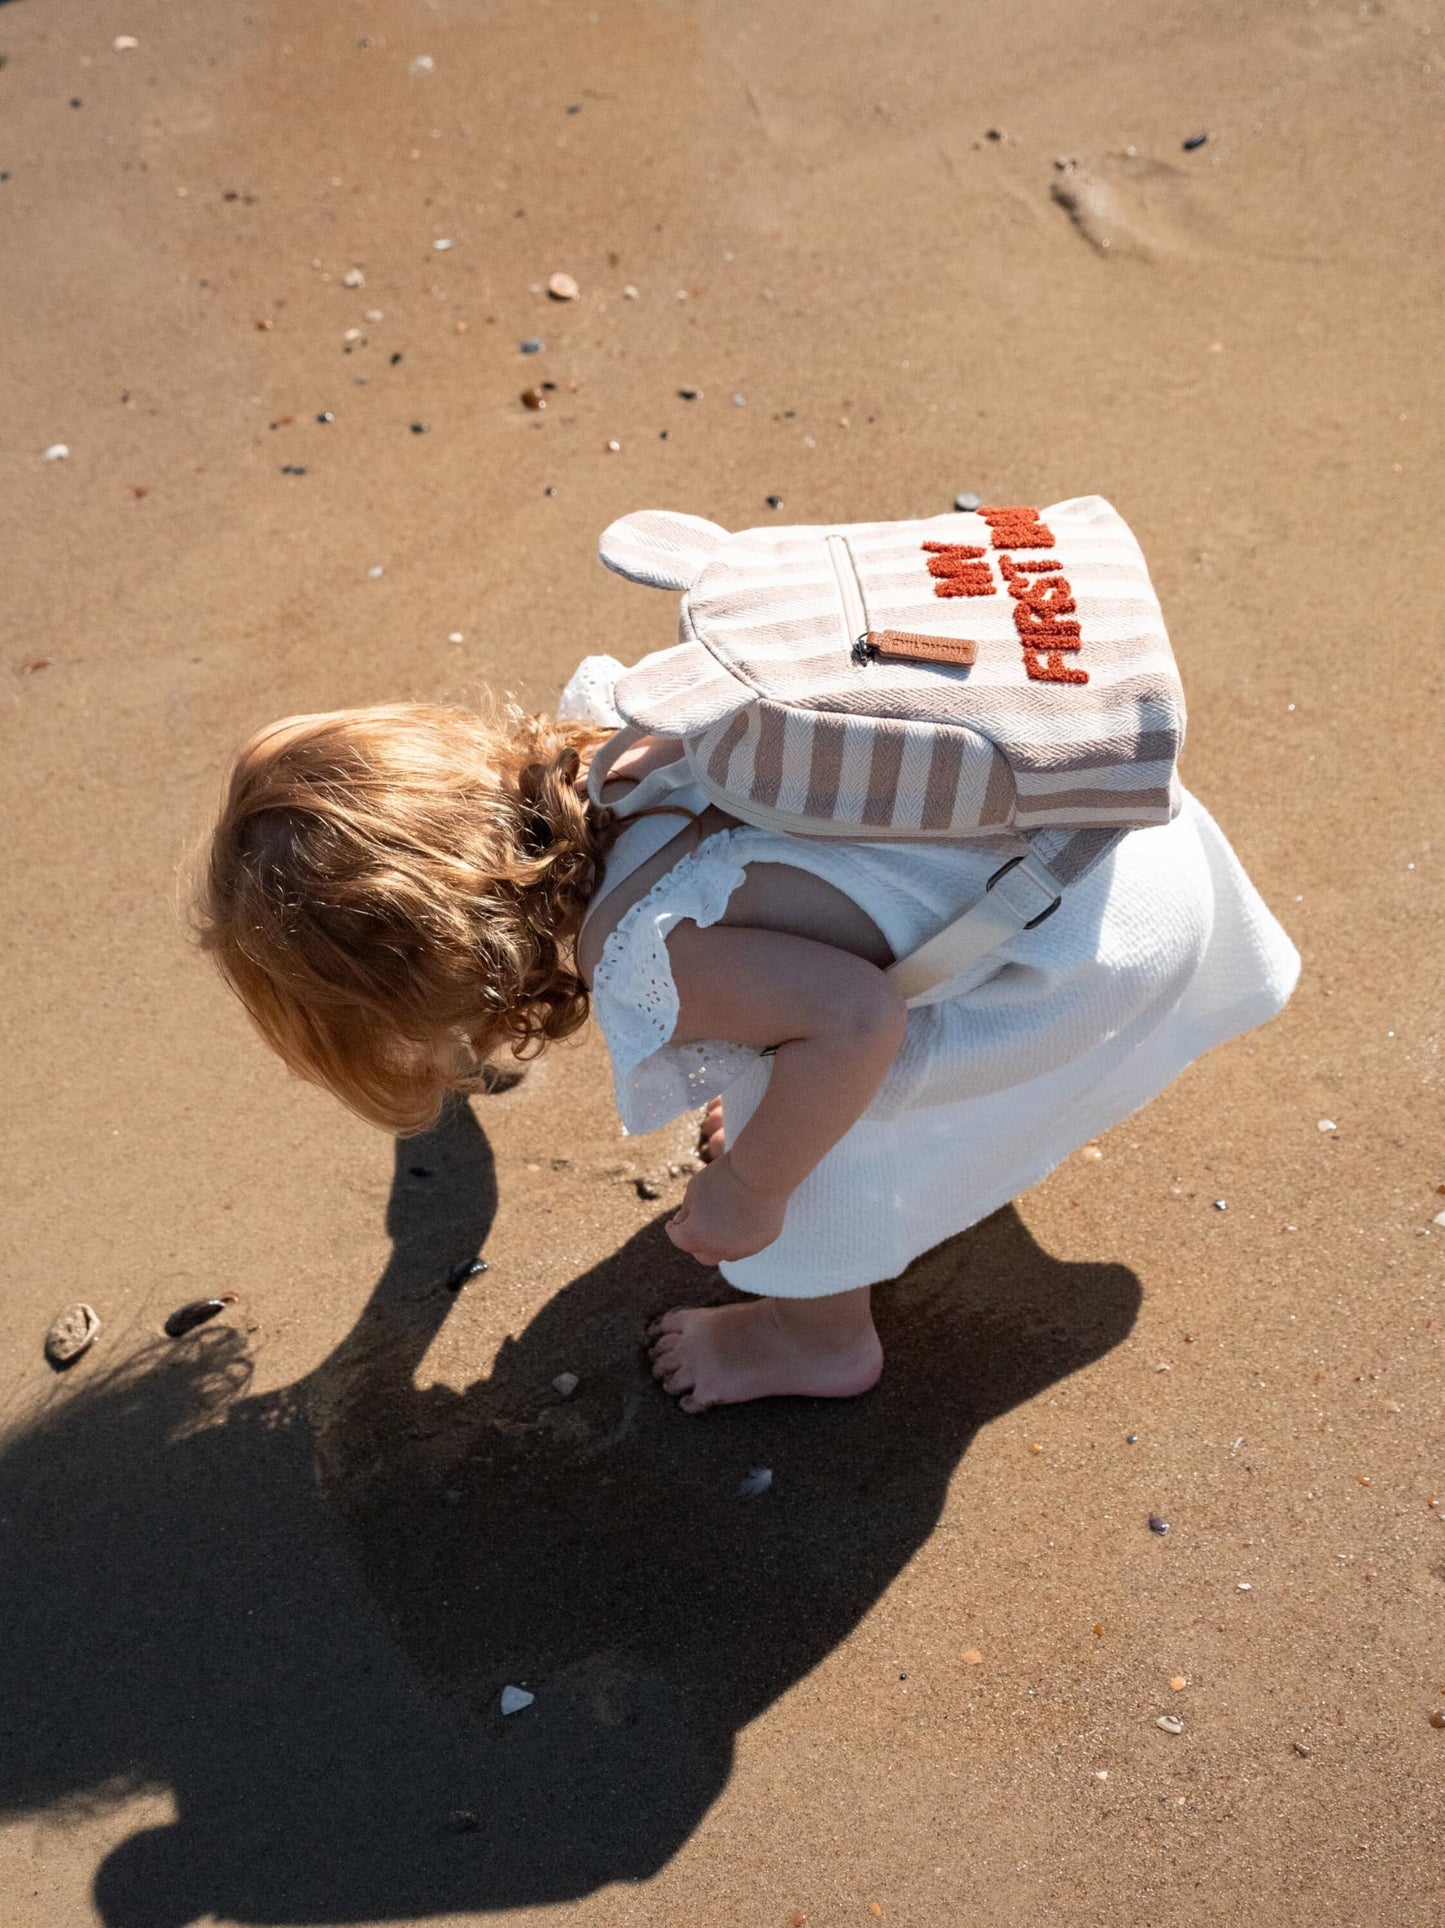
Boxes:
[563,658,1301,1299]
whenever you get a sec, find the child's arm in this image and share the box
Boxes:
[661,923,908,1266]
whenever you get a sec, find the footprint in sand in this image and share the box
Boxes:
[1050,153,1211,261]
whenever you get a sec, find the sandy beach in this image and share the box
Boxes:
[2,1,1442,1922]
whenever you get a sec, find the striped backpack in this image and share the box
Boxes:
[594,496,1186,998]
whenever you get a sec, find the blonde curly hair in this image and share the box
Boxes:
[195,703,619,1133]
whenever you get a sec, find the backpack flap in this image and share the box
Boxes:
[600,496,1185,844]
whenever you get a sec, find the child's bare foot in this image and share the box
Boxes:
[698,1096,725,1164]
[647,1289,882,1412]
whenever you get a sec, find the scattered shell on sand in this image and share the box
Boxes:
[1317,1119,1337,1132]
[547,272,579,300]
[954,490,982,512]
[432,237,454,251]
[499,1685,534,1715]
[342,266,365,288]
[1156,1714,1185,1735]
[1170,1675,1188,1691]
[1293,1741,1311,1757]
[164,1295,237,1338]
[114,36,139,52]
[45,1303,100,1367]
[43,443,70,461]
[1080,1143,1103,1161]
[963,1648,983,1665]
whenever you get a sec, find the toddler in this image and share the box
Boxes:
[198,504,1299,1412]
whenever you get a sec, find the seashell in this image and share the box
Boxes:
[163,1295,237,1338]
[45,1303,100,1368]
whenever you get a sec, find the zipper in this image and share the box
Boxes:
[826,533,873,664]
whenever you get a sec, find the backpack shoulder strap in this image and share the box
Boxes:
[886,827,1127,1004]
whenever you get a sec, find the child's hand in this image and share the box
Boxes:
[665,1153,789,1267]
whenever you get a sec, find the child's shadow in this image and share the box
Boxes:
[0,1099,1140,1927]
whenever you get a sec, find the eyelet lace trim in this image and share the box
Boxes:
[590,830,761,1135]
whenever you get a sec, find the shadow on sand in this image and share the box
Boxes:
[0,1098,1140,1925]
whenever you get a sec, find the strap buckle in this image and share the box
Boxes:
[985,852,1063,930]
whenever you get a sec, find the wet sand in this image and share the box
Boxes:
[2,1,1442,1923]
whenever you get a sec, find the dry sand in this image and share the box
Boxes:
[2,1,1443,1923]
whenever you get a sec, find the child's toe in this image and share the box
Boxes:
[661,1365,695,1395]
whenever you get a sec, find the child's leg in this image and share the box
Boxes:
[647,1286,882,1413]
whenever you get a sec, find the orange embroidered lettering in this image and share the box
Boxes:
[980,505,1055,551]
[922,541,993,597]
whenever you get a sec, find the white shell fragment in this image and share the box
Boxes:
[548,272,580,301]
[738,1466,773,1497]
[1156,1714,1185,1735]
[432,237,454,251]
[45,1303,100,1366]
[1433,1211,1445,1229]
[114,36,140,52]
[499,1685,534,1715]
[411,54,435,73]
[1317,1119,1337,1132]
[551,1372,579,1398]
[342,267,365,288]
[43,443,70,462]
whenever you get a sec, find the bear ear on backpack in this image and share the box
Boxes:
[598,509,729,590]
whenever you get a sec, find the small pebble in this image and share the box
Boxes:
[444,1257,488,1291]
[316,411,334,423]
[1182,132,1209,151]
[547,271,579,300]
[732,393,746,407]
[114,35,140,51]
[390,351,403,365]
[1237,1581,1252,1591]
[1094,1769,1109,1781]
[448,1809,480,1833]
[1429,1711,1445,1730]
[1148,1514,1170,1535]
[499,1685,534,1716]
[1433,1211,1445,1228]
[954,490,982,512]
[410,421,430,434]
[342,267,365,288]
[521,387,546,410]
[677,386,701,401]
[635,1177,662,1199]
[1126,1433,1139,1444]
[364,307,384,321]
[43,443,70,462]
[1169,1676,1187,1692]
[765,495,784,509]
[367,565,384,579]
[433,237,454,252]
[448,631,465,643]
[1293,1742,1311,1757]
[164,1295,237,1338]
[343,327,362,342]
[1156,1714,1185,1735]
[1080,1143,1103,1161]
[519,337,544,354]
[1213,1199,1228,1211]
[738,1466,773,1497]
[552,1372,580,1398]
[622,283,639,299]
[411,54,435,73]
[1317,1119,1336,1132]
[962,1649,983,1665]
[280,465,307,475]
[45,1304,101,1367]
[605,438,621,453]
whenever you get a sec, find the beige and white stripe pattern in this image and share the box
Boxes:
[604,494,1185,841]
